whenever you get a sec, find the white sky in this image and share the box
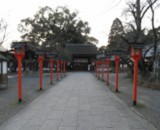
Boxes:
[0,0,159,49]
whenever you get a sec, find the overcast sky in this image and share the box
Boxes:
[0,0,159,49]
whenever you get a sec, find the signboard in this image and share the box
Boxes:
[36,49,45,56]
[13,42,25,54]
[130,43,144,49]
[96,54,105,59]
[112,50,123,56]
[46,51,57,58]
[74,58,88,63]
[105,52,112,58]
[12,42,25,49]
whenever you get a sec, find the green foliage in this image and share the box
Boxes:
[98,46,106,51]
[18,6,94,48]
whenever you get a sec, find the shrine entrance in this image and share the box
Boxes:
[65,44,97,71]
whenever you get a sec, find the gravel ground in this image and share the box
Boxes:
[0,72,67,125]
[96,72,160,129]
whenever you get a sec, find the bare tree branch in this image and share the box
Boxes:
[120,36,130,45]
[127,23,136,32]
[0,19,7,45]
[141,0,158,19]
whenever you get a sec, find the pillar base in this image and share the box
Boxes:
[57,79,58,81]
[18,99,22,102]
[40,88,43,91]
[133,101,137,106]
[116,89,118,92]
[107,82,109,85]
[50,81,53,84]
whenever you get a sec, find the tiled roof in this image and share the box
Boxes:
[143,44,160,57]
[0,53,7,61]
[12,42,39,52]
[25,43,39,52]
[65,43,98,55]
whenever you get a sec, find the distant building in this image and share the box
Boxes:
[65,44,98,71]
[0,45,8,88]
[143,43,160,71]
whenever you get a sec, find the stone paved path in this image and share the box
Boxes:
[0,72,156,130]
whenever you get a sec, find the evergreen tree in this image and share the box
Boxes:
[18,6,96,48]
[107,18,128,50]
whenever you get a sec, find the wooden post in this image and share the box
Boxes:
[17,56,22,102]
[131,48,142,106]
[114,56,120,92]
[95,61,97,77]
[14,47,25,102]
[102,61,104,81]
[133,60,138,105]
[50,59,53,84]
[56,60,59,80]
[38,56,44,90]
[60,61,62,78]
[106,58,110,85]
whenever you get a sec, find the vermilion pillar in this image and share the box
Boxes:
[17,57,23,102]
[114,56,120,92]
[97,61,100,79]
[133,61,138,105]
[102,61,104,81]
[99,61,101,79]
[38,56,44,90]
[63,61,66,76]
[95,61,98,77]
[14,49,25,102]
[56,60,59,80]
[49,58,54,84]
[131,48,142,106]
[64,61,66,76]
[60,61,62,78]
[106,58,110,85]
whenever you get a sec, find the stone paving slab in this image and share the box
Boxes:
[0,72,157,130]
